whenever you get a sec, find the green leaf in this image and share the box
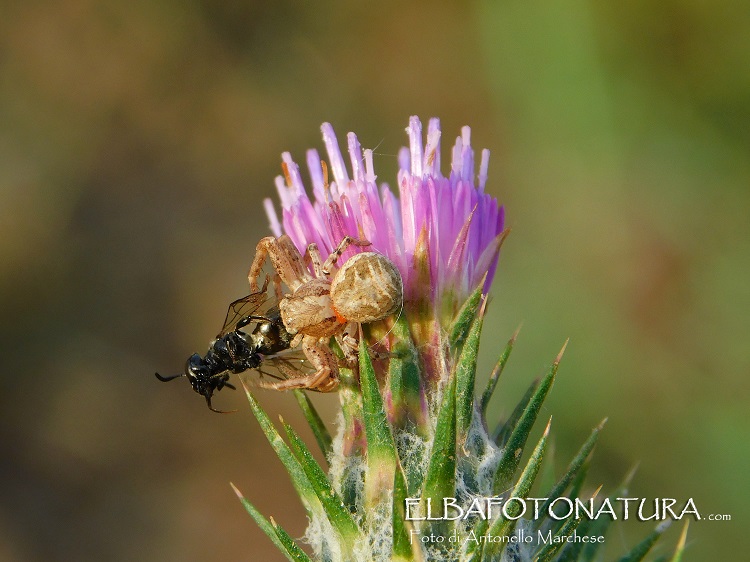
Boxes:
[230,482,296,561]
[568,451,592,501]
[337,367,366,460]
[421,374,457,544]
[535,511,585,562]
[493,377,539,445]
[508,415,551,490]
[538,418,605,520]
[270,516,314,562]
[669,521,689,562]
[618,521,671,562]
[538,440,557,500]
[579,466,639,561]
[387,316,428,496]
[555,461,596,560]
[448,229,508,347]
[387,313,427,435]
[448,275,485,349]
[463,518,489,562]
[479,326,519,417]
[392,466,422,562]
[358,334,400,507]
[482,418,551,559]
[422,375,457,502]
[241,383,318,514]
[455,310,484,441]
[493,340,567,494]
[558,518,592,562]
[293,390,332,460]
[282,419,360,546]
[537,487,600,562]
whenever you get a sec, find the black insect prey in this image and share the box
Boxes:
[155,284,296,413]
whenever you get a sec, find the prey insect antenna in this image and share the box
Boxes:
[155,372,184,382]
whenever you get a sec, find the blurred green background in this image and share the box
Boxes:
[1,1,746,560]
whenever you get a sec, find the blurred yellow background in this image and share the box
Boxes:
[1,1,746,560]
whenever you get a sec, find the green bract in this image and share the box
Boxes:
[233,288,687,561]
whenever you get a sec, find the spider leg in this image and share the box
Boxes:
[256,367,333,392]
[289,333,304,348]
[272,273,283,301]
[276,235,311,291]
[248,235,310,293]
[335,321,359,367]
[247,236,275,292]
[305,243,326,278]
[257,335,339,392]
[322,236,371,275]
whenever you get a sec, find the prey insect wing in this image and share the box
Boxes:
[218,278,272,337]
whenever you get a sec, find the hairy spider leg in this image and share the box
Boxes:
[334,322,360,367]
[256,334,339,392]
[304,243,326,278]
[321,236,371,276]
[248,235,311,293]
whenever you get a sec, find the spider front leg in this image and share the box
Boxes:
[322,236,371,275]
[247,235,310,293]
[247,236,273,293]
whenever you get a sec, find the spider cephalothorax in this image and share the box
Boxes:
[247,234,402,392]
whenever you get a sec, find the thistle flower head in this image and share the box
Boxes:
[234,117,677,562]
[265,116,505,325]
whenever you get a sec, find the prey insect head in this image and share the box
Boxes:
[154,353,237,414]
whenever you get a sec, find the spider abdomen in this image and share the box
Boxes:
[330,252,403,323]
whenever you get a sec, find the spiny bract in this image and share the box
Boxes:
[232,117,687,562]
